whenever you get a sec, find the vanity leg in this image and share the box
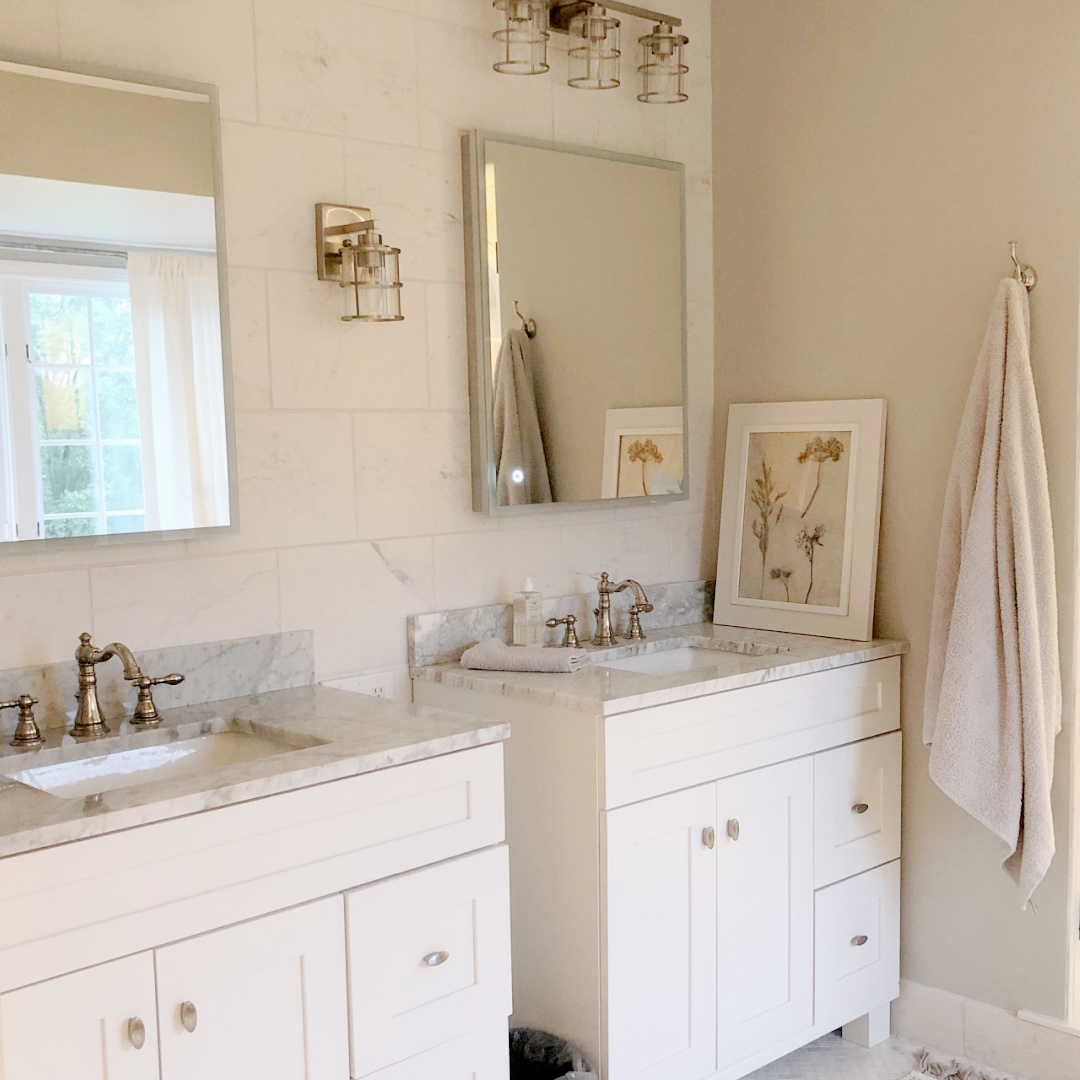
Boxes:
[842,1002,891,1047]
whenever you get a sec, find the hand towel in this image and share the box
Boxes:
[460,638,587,674]
[923,277,1061,906]
[493,328,553,506]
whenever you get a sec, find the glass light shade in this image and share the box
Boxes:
[638,23,688,103]
[339,235,403,322]
[568,5,620,90]
[493,0,549,75]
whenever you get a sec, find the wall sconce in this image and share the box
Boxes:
[638,22,688,103]
[498,1,689,103]
[315,203,403,323]
[493,0,550,74]
[567,5,620,90]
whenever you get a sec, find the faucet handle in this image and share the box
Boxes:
[128,673,184,727]
[627,603,652,642]
[0,695,43,748]
[545,614,581,649]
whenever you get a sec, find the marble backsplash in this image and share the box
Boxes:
[408,580,715,670]
[0,630,314,735]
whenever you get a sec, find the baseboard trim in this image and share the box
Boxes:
[893,980,1080,1080]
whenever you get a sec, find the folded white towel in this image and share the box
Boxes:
[923,277,1061,907]
[460,638,587,674]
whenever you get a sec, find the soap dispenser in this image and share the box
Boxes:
[513,578,544,646]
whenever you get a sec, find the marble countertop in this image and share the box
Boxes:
[413,622,907,715]
[0,685,508,860]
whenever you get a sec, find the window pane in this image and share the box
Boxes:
[106,513,145,534]
[29,293,90,365]
[91,297,135,368]
[44,517,98,539]
[97,371,140,439]
[102,444,144,512]
[36,369,93,439]
[40,445,97,515]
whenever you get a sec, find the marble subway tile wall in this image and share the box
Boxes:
[0,0,715,698]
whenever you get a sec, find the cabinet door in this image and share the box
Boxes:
[604,783,717,1080]
[0,953,158,1080]
[156,895,348,1080]
[363,1021,508,1080]
[715,757,814,1072]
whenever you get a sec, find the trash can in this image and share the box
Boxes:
[509,1028,597,1080]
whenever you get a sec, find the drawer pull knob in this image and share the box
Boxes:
[702,826,715,849]
[851,934,869,947]
[852,803,869,814]
[727,819,740,842]
[180,1001,198,1033]
[423,951,450,967]
[127,1017,146,1050]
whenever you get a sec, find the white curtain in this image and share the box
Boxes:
[128,251,230,531]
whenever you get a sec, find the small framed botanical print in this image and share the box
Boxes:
[600,406,685,499]
[715,399,886,640]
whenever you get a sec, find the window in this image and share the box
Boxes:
[0,261,145,540]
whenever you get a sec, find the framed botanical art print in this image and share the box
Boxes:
[600,406,685,499]
[714,399,886,640]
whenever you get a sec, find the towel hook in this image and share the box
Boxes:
[513,300,537,339]
[1009,241,1037,291]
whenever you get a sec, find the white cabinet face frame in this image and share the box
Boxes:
[155,895,349,1080]
[603,783,718,1080]
[0,951,159,1080]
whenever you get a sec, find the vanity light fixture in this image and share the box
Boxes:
[496,1,689,102]
[493,0,550,74]
[315,203,403,323]
[567,4,621,90]
[637,22,688,103]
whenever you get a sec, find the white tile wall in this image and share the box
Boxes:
[0,0,715,688]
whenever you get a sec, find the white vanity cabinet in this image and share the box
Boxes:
[415,654,903,1080]
[0,742,511,1080]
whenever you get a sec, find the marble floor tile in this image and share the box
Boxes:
[743,1034,916,1080]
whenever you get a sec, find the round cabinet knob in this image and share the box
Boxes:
[423,951,450,967]
[851,934,869,947]
[727,819,740,842]
[180,1001,198,1033]
[702,826,716,850]
[852,802,869,814]
[127,1017,146,1050]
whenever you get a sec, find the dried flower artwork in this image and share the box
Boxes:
[737,429,852,607]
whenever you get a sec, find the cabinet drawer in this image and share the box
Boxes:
[814,860,900,1031]
[603,657,900,808]
[362,1021,509,1080]
[346,845,512,1078]
[814,732,901,887]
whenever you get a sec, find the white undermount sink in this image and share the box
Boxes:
[4,730,305,800]
[597,647,736,676]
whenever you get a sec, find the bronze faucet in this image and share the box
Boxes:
[594,573,653,646]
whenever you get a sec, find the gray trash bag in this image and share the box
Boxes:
[509,1027,597,1080]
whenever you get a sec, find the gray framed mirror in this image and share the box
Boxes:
[462,131,687,514]
[0,55,236,546]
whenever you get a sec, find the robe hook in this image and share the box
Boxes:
[1009,241,1037,291]
[513,300,537,339]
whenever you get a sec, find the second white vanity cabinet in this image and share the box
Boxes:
[415,651,903,1080]
[0,735,512,1080]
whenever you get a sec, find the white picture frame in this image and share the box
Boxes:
[600,406,685,499]
[714,399,886,640]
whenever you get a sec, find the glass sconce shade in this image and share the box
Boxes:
[493,0,549,75]
[340,232,403,322]
[568,5,620,90]
[638,23,688,103]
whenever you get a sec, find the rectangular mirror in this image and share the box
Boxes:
[0,57,235,545]
[462,131,687,513]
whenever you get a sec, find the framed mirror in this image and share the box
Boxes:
[0,56,235,546]
[462,131,687,514]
